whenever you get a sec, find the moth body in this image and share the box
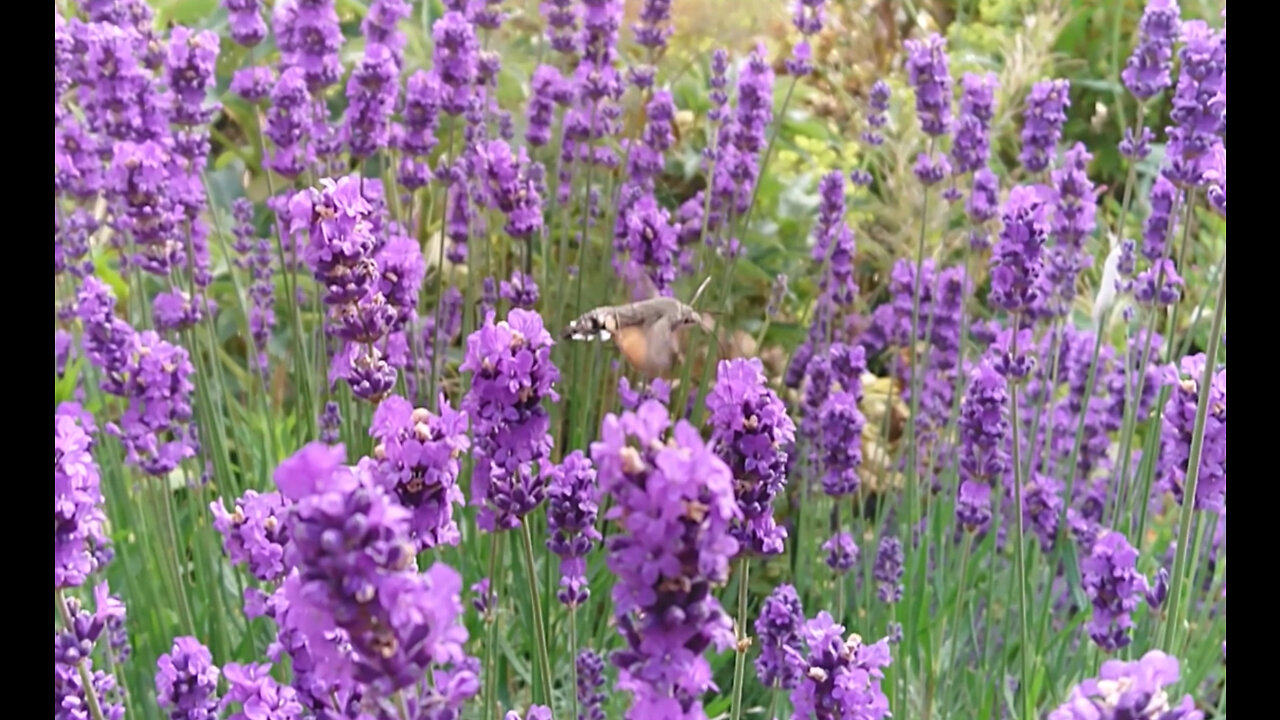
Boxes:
[562,297,708,378]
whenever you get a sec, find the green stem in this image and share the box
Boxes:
[729,558,751,720]
[520,523,556,714]
[482,532,502,720]
[568,605,581,720]
[1006,320,1034,719]
[429,127,458,412]
[1162,254,1226,652]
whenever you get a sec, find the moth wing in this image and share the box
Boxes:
[642,314,679,376]
[614,325,653,375]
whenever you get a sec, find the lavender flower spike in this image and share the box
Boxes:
[706,357,797,556]
[1048,649,1202,720]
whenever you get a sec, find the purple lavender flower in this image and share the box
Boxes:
[706,358,797,556]
[1022,473,1063,552]
[862,79,890,145]
[527,65,565,147]
[461,310,561,531]
[477,139,545,239]
[904,33,952,136]
[632,0,673,51]
[951,72,998,175]
[1146,567,1170,610]
[989,184,1051,317]
[220,662,305,720]
[577,650,607,720]
[591,400,740,719]
[500,270,541,309]
[230,65,275,103]
[1120,126,1155,160]
[543,0,579,55]
[397,70,442,189]
[210,489,291,582]
[1047,650,1202,720]
[274,0,343,90]
[811,171,858,307]
[362,0,411,65]
[155,636,221,719]
[1158,353,1226,514]
[617,376,672,411]
[545,450,601,608]
[432,11,479,115]
[55,404,109,590]
[343,43,401,159]
[617,193,679,298]
[873,535,904,603]
[1133,258,1184,307]
[165,26,221,127]
[790,612,893,720]
[913,151,951,186]
[105,140,181,276]
[275,442,476,698]
[816,389,866,497]
[968,167,1000,227]
[1019,79,1071,173]
[1163,20,1225,189]
[1141,174,1180,261]
[104,330,199,477]
[369,394,471,549]
[955,361,1007,531]
[1122,0,1181,101]
[55,584,127,720]
[755,584,806,690]
[1080,529,1148,652]
[264,67,315,179]
[822,532,859,574]
[792,0,827,36]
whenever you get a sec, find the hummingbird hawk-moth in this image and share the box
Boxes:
[562,277,717,378]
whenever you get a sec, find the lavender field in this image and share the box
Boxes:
[53,0,1226,718]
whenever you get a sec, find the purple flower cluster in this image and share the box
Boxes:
[264,68,315,178]
[873,535,904,604]
[274,0,343,91]
[233,198,276,376]
[369,395,471,549]
[591,400,740,719]
[951,72,998,176]
[754,584,806,690]
[290,175,422,402]
[811,171,859,308]
[862,80,890,146]
[1122,0,1181,101]
[904,33,952,136]
[1164,20,1225,189]
[461,309,561,531]
[1158,354,1227,514]
[956,361,1008,532]
[55,404,109,589]
[275,442,478,702]
[55,585,127,720]
[789,612,893,720]
[706,358,797,555]
[220,662,304,720]
[1020,79,1071,173]
[1048,650,1202,720]
[77,278,199,475]
[989,185,1051,318]
[397,69,442,189]
[822,532,859,574]
[618,376,672,411]
[545,450,602,607]
[787,0,828,75]
[342,43,400,159]
[156,636,221,719]
[577,649,607,720]
[210,489,291,582]
[1080,529,1148,651]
